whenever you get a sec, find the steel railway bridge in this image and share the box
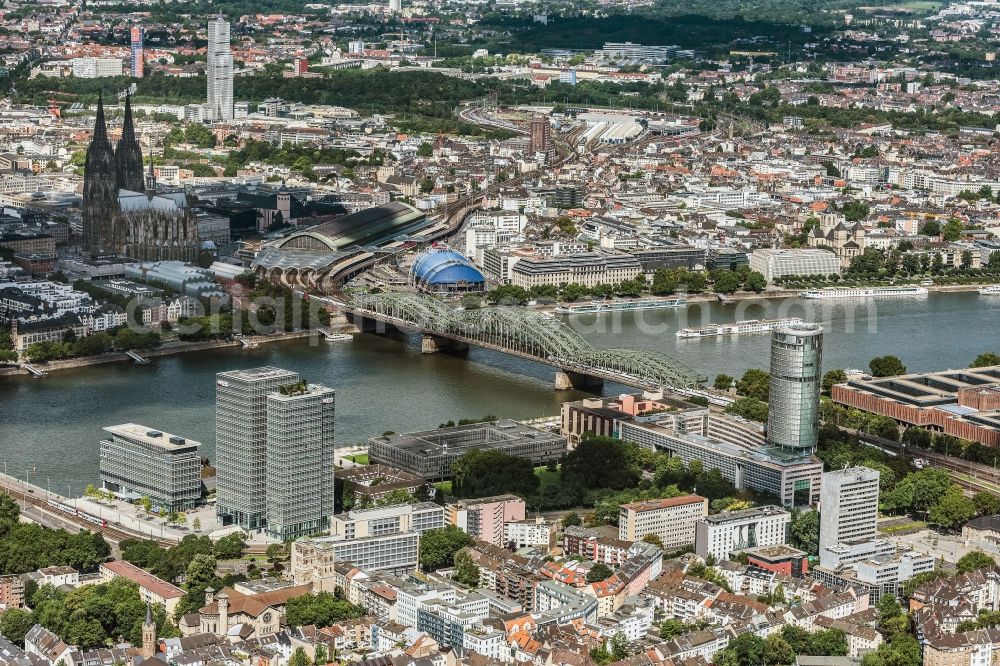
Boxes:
[341,292,704,391]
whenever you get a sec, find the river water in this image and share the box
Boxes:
[1,291,998,492]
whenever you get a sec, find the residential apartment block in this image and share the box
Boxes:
[447,495,526,547]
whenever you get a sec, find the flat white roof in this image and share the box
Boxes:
[103,423,201,450]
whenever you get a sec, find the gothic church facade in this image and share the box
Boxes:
[82,93,200,262]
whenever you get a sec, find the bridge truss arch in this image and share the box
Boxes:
[346,292,704,388]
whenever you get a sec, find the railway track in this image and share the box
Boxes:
[0,483,176,547]
[854,431,1000,496]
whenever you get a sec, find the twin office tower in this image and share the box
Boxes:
[215,367,335,540]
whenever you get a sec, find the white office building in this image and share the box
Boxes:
[206,17,234,121]
[750,248,841,283]
[695,506,790,562]
[619,496,708,549]
[510,252,642,289]
[71,57,123,78]
[291,503,445,579]
[819,467,881,569]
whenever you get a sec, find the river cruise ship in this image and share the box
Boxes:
[799,286,928,299]
[676,317,804,339]
[555,298,686,314]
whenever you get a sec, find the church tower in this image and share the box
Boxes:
[115,93,145,193]
[82,92,117,255]
[141,602,157,658]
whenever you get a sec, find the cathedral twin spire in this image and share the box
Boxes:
[87,90,145,194]
[82,91,147,255]
[115,92,146,193]
[82,90,199,262]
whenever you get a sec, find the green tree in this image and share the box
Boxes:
[957,550,997,573]
[0,607,35,644]
[822,369,847,394]
[928,488,976,530]
[418,526,473,571]
[642,533,664,549]
[650,269,679,295]
[183,124,216,148]
[725,397,768,423]
[416,142,433,157]
[714,374,735,391]
[736,368,769,401]
[609,632,629,661]
[973,492,1000,517]
[452,551,480,587]
[713,271,742,294]
[763,635,796,665]
[744,271,767,292]
[285,592,365,627]
[971,352,1000,368]
[0,493,20,526]
[911,468,954,516]
[561,512,582,528]
[789,509,820,554]
[942,219,964,242]
[715,633,766,666]
[213,533,247,560]
[173,553,218,619]
[920,220,941,236]
[289,646,312,666]
[869,355,906,377]
[265,542,287,564]
[586,562,614,583]
[861,635,922,666]
[561,435,641,491]
[450,449,539,499]
[485,284,529,306]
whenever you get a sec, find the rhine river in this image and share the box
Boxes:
[1,291,998,493]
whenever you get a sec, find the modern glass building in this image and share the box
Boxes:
[767,323,824,453]
[99,423,201,512]
[216,366,300,531]
[265,383,335,541]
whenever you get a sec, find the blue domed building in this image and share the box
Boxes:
[410,247,486,294]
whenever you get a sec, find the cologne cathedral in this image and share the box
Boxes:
[82,93,200,261]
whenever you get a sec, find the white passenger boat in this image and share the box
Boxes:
[676,317,804,339]
[555,298,686,314]
[977,285,1000,295]
[799,286,928,299]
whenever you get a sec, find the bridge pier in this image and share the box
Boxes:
[554,370,604,393]
[421,335,469,355]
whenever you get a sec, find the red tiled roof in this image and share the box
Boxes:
[622,495,707,512]
[101,560,183,599]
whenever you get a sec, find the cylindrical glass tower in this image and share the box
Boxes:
[767,323,823,453]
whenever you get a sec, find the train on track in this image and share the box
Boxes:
[46,499,109,528]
